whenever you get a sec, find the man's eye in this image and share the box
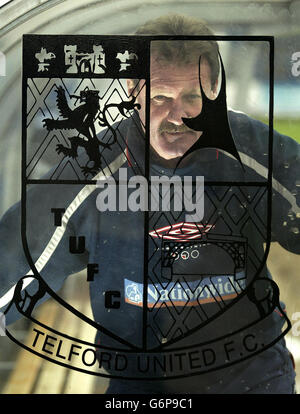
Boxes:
[186,94,201,101]
[152,95,168,103]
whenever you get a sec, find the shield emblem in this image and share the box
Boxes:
[5,35,290,379]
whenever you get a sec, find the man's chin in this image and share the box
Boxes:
[157,132,198,157]
[150,146,186,169]
[162,131,196,144]
[153,145,191,161]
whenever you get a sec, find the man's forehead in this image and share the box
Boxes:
[149,59,211,87]
[150,74,200,84]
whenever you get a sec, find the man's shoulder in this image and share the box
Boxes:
[227,109,271,161]
[97,116,134,140]
[228,109,300,176]
[228,108,296,145]
[228,109,268,136]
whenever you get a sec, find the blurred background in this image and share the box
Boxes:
[0,0,299,394]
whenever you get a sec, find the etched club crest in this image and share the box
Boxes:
[4,35,290,379]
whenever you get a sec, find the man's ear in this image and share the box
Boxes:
[127,79,136,96]
[211,78,219,99]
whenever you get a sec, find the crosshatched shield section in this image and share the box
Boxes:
[146,185,267,349]
[26,77,146,180]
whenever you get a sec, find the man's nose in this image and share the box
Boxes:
[166,99,189,125]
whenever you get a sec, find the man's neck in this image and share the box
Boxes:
[150,147,195,170]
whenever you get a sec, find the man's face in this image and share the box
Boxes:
[128,57,217,160]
